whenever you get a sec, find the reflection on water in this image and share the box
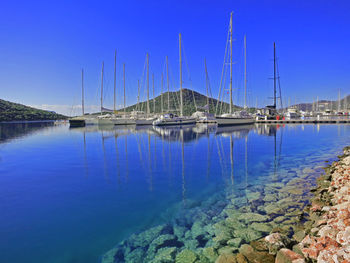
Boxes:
[0,123,349,263]
[0,121,55,142]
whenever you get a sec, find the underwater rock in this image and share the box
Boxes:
[250,222,273,233]
[275,248,305,263]
[124,247,145,263]
[237,213,269,223]
[175,249,198,263]
[202,247,218,262]
[239,244,274,263]
[292,230,305,243]
[215,253,237,263]
[226,238,242,248]
[146,234,183,260]
[128,224,172,248]
[149,247,177,263]
[246,191,261,202]
[263,233,292,255]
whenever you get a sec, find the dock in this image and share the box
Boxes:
[256,118,350,124]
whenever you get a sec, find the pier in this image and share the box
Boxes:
[256,118,350,124]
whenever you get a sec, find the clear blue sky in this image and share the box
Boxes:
[1,0,349,115]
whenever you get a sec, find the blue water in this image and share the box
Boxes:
[0,122,349,263]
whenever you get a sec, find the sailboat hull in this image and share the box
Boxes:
[135,118,157,125]
[153,117,196,126]
[98,118,136,126]
[216,117,255,126]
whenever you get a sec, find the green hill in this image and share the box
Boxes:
[0,99,67,122]
[121,88,243,116]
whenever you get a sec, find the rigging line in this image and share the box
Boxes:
[220,54,229,115]
[181,38,197,110]
[138,55,147,112]
[168,63,180,112]
[276,54,283,110]
[216,19,231,115]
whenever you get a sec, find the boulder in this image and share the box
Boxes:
[239,244,274,263]
[237,213,269,223]
[150,247,177,263]
[215,253,237,263]
[175,249,198,263]
[275,248,305,263]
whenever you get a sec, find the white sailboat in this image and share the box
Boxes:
[153,33,196,126]
[135,53,157,125]
[98,53,135,126]
[69,69,99,127]
[215,13,254,127]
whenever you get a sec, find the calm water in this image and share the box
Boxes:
[0,122,349,263]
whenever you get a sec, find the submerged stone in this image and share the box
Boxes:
[237,213,269,223]
[175,249,198,263]
[150,247,177,263]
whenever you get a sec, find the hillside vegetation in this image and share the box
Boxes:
[0,99,67,122]
[119,89,243,116]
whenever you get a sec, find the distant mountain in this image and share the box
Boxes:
[289,95,350,112]
[0,99,67,122]
[120,88,243,116]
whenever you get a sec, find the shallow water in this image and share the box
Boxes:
[0,122,349,263]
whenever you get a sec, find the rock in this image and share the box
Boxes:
[251,222,273,233]
[246,191,261,202]
[239,244,274,263]
[274,216,286,224]
[175,249,198,263]
[236,253,248,263]
[173,225,187,239]
[128,224,172,248]
[263,233,291,255]
[215,253,237,263]
[227,238,242,248]
[125,247,145,263]
[275,248,305,263]
[263,194,278,202]
[336,226,350,245]
[150,247,177,263]
[147,234,183,259]
[218,246,237,255]
[101,247,122,263]
[202,247,218,262]
[233,228,264,242]
[237,213,269,223]
[292,230,306,243]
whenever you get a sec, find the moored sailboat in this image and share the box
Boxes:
[153,33,196,126]
[215,12,254,127]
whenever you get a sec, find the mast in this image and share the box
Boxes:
[137,80,140,111]
[179,33,183,117]
[114,50,117,112]
[244,35,247,109]
[338,89,341,112]
[229,12,233,114]
[204,58,209,112]
[152,73,155,113]
[166,56,170,112]
[81,68,84,115]
[100,61,104,114]
[273,42,277,109]
[123,63,126,116]
[146,53,150,116]
[161,73,164,113]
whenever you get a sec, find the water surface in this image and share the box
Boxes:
[0,122,349,263]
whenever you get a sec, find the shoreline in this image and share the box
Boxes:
[231,146,350,263]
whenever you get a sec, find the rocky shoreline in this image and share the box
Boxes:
[101,146,350,263]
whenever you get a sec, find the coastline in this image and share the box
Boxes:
[101,145,350,262]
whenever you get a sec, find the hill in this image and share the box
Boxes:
[290,95,350,112]
[0,99,67,122]
[120,88,243,116]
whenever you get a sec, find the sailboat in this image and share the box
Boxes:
[215,12,254,126]
[98,53,135,126]
[153,33,196,126]
[69,69,99,127]
[135,53,158,125]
